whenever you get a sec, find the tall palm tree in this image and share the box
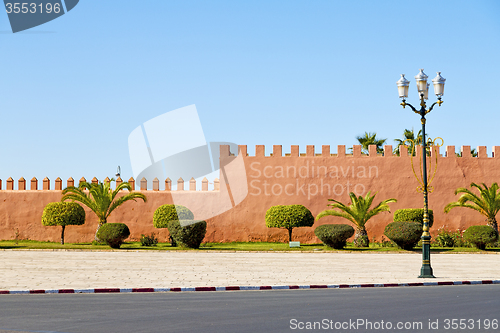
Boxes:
[456,148,478,157]
[393,128,425,156]
[316,192,397,247]
[444,182,500,234]
[355,132,387,154]
[61,179,147,240]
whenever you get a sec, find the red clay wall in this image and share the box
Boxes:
[1,144,500,244]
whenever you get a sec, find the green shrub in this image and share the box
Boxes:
[153,205,194,246]
[384,222,423,250]
[167,220,207,249]
[463,225,498,250]
[42,202,85,244]
[393,208,433,228]
[435,229,455,247]
[434,227,466,247]
[140,233,158,247]
[314,224,354,249]
[265,205,315,242]
[96,223,130,249]
[153,205,194,228]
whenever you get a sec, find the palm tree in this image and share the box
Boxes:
[355,132,386,154]
[61,179,147,240]
[444,183,500,234]
[393,128,424,156]
[455,148,478,157]
[316,192,397,247]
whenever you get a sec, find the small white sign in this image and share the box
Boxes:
[289,241,301,248]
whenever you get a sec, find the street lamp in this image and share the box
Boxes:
[396,69,446,278]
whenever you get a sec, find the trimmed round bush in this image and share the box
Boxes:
[393,208,434,228]
[42,202,85,227]
[42,202,85,244]
[265,205,315,242]
[463,225,498,250]
[153,205,194,228]
[314,224,354,249]
[96,223,130,249]
[167,220,207,249]
[384,222,423,250]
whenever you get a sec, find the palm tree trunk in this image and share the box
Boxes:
[487,217,498,235]
[354,228,369,247]
[95,219,107,241]
[60,225,65,245]
[94,225,101,242]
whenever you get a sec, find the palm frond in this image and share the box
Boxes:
[62,180,147,228]
[365,198,397,221]
[316,209,356,225]
[445,182,500,220]
[355,132,387,154]
[112,181,133,200]
[317,192,396,230]
[107,192,147,217]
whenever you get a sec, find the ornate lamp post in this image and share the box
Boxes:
[397,69,446,278]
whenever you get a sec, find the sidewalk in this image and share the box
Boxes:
[1,250,499,292]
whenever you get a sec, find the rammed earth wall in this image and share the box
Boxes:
[1,144,500,244]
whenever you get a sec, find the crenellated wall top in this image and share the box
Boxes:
[3,144,500,191]
[0,176,220,192]
[221,145,500,158]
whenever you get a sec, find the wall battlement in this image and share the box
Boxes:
[2,144,500,191]
[0,176,220,191]
[230,145,500,158]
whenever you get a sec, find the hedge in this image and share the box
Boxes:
[384,222,423,250]
[314,224,354,249]
[167,220,207,249]
[393,208,433,228]
[96,223,130,249]
[463,225,498,250]
[153,205,194,229]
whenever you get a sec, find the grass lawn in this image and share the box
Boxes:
[0,240,498,252]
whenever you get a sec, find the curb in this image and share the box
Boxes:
[1,280,499,295]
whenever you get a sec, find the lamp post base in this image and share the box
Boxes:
[418,234,435,278]
[418,266,435,278]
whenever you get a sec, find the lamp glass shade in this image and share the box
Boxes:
[432,72,446,96]
[423,83,429,100]
[415,69,428,93]
[396,74,410,98]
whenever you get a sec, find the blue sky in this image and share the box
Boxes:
[1,0,499,185]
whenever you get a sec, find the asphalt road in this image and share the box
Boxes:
[0,285,499,333]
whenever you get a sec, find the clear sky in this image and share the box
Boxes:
[1,0,499,186]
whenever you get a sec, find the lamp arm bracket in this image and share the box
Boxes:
[426,99,443,114]
[400,99,418,113]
